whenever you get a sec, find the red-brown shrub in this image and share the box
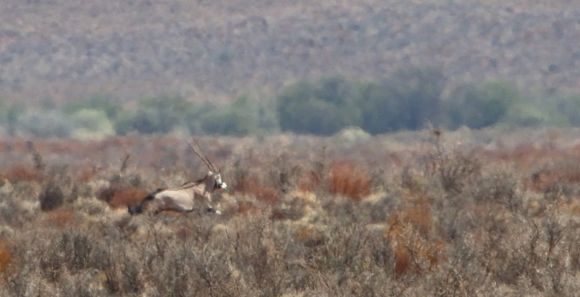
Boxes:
[44,209,77,229]
[0,243,12,277]
[73,164,101,183]
[400,202,432,236]
[386,200,445,277]
[109,188,148,209]
[293,224,324,247]
[0,164,43,183]
[394,245,411,277]
[297,170,321,193]
[175,226,193,241]
[327,161,371,201]
[529,165,580,192]
[235,175,279,204]
[235,201,261,216]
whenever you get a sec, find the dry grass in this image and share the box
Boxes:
[42,209,77,229]
[0,131,579,296]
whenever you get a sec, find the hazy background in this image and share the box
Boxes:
[1,2,580,296]
[1,0,579,138]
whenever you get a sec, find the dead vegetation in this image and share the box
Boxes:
[0,131,579,296]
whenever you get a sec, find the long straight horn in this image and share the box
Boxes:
[188,139,217,172]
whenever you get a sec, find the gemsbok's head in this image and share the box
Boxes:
[188,140,227,191]
[128,139,227,215]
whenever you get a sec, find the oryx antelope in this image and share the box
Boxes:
[128,140,227,215]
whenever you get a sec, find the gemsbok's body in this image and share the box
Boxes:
[128,140,228,216]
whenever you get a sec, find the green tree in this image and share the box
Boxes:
[63,95,123,120]
[361,67,446,133]
[359,82,401,133]
[200,96,260,136]
[555,93,580,126]
[277,77,362,135]
[115,96,194,134]
[0,99,23,136]
[445,81,518,129]
[70,109,115,140]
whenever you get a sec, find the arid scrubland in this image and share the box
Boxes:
[0,129,579,296]
[0,0,578,101]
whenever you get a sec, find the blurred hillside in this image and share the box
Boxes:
[0,0,579,103]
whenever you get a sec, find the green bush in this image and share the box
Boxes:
[0,99,23,136]
[359,67,446,134]
[387,67,446,130]
[445,81,518,129]
[6,75,580,138]
[277,77,363,135]
[70,109,115,140]
[359,82,402,133]
[502,103,556,127]
[256,98,280,134]
[114,96,194,135]
[277,69,446,135]
[199,97,261,136]
[554,93,580,126]
[17,110,72,138]
[63,95,123,120]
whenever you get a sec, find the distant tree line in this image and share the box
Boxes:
[1,67,580,139]
[277,67,580,135]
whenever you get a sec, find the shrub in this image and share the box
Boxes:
[234,174,279,204]
[437,153,482,194]
[361,67,446,133]
[0,243,12,276]
[70,108,115,140]
[277,77,363,135]
[62,95,123,120]
[44,209,77,229]
[445,81,518,128]
[115,96,194,134]
[109,187,148,209]
[471,169,521,212]
[15,110,72,138]
[359,82,401,134]
[0,164,43,183]
[274,73,580,134]
[327,161,371,201]
[0,99,23,137]
[552,92,580,126]
[200,97,260,136]
[39,182,65,211]
[387,201,445,277]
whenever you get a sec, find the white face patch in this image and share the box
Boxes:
[215,173,227,189]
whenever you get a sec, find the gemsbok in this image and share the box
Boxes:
[128,140,227,215]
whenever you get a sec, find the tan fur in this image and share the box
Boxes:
[130,172,226,215]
